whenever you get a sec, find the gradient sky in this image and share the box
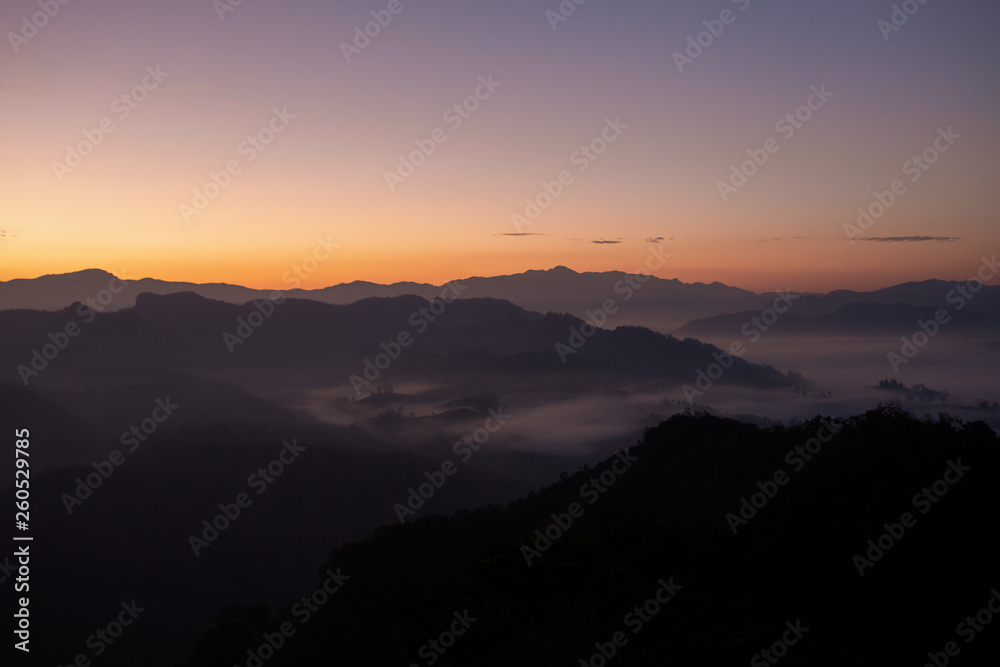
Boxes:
[2,0,998,292]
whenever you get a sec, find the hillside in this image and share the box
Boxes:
[179,407,1000,666]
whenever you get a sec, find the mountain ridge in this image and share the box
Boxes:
[5,268,995,335]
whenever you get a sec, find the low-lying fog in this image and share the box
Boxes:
[238,331,999,465]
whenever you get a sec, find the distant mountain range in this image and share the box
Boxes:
[0,291,796,392]
[678,281,1000,339]
[0,267,764,332]
[3,268,997,335]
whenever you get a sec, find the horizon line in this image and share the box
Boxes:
[0,265,983,298]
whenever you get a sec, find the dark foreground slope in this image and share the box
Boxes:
[181,406,1000,666]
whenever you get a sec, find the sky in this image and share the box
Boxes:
[1,0,998,293]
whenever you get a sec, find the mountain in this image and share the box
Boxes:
[790,279,1000,316]
[0,269,266,311]
[0,291,799,394]
[0,289,805,667]
[2,279,996,665]
[676,292,1000,339]
[0,403,575,667]
[6,270,999,337]
[439,266,768,331]
[176,407,1000,666]
[0,289,804,505]
[0,268,773,332]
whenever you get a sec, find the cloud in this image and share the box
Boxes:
[856,236,959,243]
[646,236,665,243]
[592,239,622,244]
[751,236,808,242]
[494,232,546,237]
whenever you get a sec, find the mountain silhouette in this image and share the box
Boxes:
[0,291,799,389]
[177,407,1000,666]
[5,270,997,336]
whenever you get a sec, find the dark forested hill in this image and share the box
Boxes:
[179,406,1000,666]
